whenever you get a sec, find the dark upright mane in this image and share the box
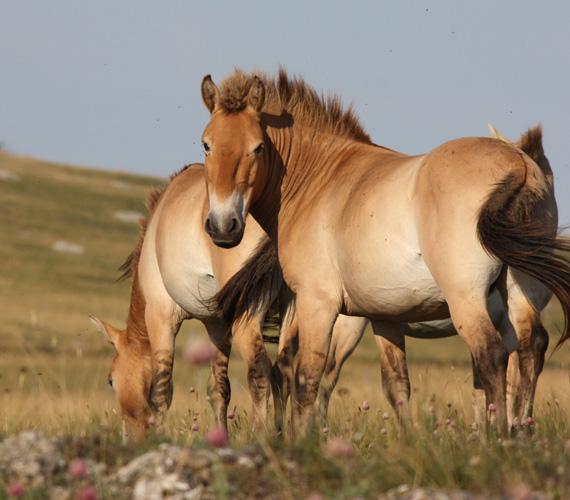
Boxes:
[217,68,372,144]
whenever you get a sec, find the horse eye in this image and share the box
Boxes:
[253,143,264,155]
[108,378,113,388]
[202,142,211,154]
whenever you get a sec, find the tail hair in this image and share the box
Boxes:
[477,168,570,349]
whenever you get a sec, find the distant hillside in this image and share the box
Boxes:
[0,151,166,352]
[0,151,567,365]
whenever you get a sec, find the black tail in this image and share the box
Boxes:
[214,237,283,328]
[477,163,570,349]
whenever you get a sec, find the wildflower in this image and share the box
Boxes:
[77,485,97,500]
[306,493,325,500]
[205,425,229,447]
[395,399,404,407]
[183,340,217,365]
[488,403,496,412]
[69,458,88,480]
[325,437,353,458]
[360,400,370,411]
[227,407,236,420]
[191,422,199,432]
[6,483,25,497]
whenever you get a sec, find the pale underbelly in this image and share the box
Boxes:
[164,271,218,319]
[157,236,219,319]
[341,251,449,322]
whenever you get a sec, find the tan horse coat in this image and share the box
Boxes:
[200,69,569,435]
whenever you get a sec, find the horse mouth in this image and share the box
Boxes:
[212,238,241,249]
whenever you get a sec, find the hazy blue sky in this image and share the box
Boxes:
[1,1,569,220]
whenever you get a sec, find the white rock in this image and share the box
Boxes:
[52,241,84,255]
[113,210,143,224]
[0,169,20,181]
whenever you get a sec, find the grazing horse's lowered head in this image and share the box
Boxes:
[200,72,268,248]
[90,315,155,442]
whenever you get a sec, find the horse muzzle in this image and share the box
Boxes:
[204,211,245,248]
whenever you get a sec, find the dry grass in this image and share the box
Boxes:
[2,151,570,497]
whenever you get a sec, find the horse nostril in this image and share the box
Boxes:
[229,217,238,233]
[205,217,213,235]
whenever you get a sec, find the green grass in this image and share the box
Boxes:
[1,151,570,498]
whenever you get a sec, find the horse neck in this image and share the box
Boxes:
[125,274,151,351]
[251,125,367,237]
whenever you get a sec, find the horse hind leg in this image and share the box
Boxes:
[499,269,550,426]
[317,316,367,424]
[372,321,411,424]
[446,290,509,435]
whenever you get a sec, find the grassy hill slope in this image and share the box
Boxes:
[0,151,164,353]
[0,150,566,366]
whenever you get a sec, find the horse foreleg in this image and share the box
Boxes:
[232,315,273,431]
[292,294,338,437]
[204,320,232,430]
[271,301,298,436]
[146,305,183,422]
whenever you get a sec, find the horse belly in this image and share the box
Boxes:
[158,235,218,318]
[341,243,448,322]
[164,268,217,318]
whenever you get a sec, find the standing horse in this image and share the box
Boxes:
[216,124,555,432]
[199,68,570,435]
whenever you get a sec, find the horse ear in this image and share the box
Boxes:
[487,123,511,143]
[248,76,265,112]
[517,124,544,162]
[201,75,219,113]
[90,315,121,347]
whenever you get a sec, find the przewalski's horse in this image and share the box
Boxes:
[199,68,570,435]
[90,163,362,440]
[90,164,278,441]
[240,125,556,432]
[216,125,555,433]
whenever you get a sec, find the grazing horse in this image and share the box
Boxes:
[199,68,570,435]
[90,164,276,440]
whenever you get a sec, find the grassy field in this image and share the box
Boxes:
[2,151,570,498]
